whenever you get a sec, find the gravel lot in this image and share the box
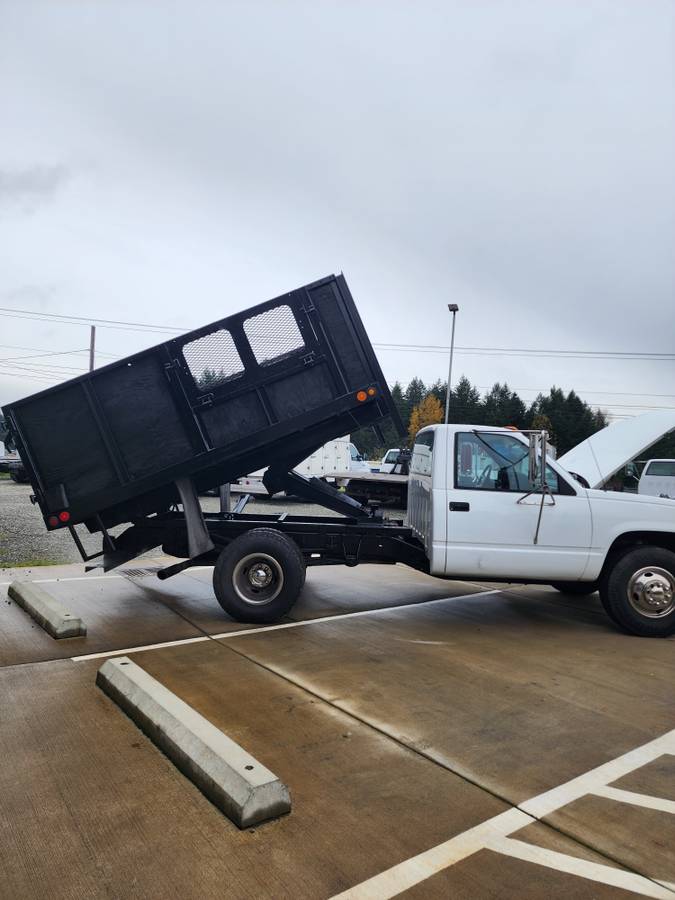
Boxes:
[0,476,405,567]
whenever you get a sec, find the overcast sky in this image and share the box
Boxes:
[1,0,673,432]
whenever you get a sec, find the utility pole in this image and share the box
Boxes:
[89,325,96,372]
[444,304,459,424]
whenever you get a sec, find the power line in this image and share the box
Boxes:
[0,308,180,335]
[1,305,674,360]
[0,359,87,373]
[0,343,117,359]
[473,385,675,399]
[0,306,182,330]
[0,369,59,384]
[0,348,89,364]
[377,342,675,358]
[2,342,670,400]
[375,344,675,362]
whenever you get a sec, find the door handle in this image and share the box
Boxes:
[449,502,470,511]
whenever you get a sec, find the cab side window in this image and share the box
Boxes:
[455,432,560,493]
[411,431,434,476]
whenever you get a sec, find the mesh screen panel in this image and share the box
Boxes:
[244,305,304,365]
[182,329,244,390]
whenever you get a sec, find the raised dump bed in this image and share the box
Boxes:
[2,275,403,545]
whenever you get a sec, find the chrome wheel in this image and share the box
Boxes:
[627,566,675,618]
[232,552,284,605]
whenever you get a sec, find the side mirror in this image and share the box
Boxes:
[528,433,538,486]
[528,431,548,490]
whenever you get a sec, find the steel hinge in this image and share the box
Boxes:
[163,359,182,380]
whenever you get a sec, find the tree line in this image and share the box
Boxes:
[352,376,609,459]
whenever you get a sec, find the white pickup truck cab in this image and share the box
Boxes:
[639,460,675,499]
[407,423,675,637]
[379,448,401,474]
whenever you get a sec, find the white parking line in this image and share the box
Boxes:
[70,589,500,662]
[331,728,675,899]
[592,785,675,816]
[485,837,674,899]
[72,635,213,661]
[520,728,675,819]
[331,809,533,900]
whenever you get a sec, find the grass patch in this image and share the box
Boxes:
[0,472,10,480]
[0,557,63,568]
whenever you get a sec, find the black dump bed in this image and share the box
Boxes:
[2,275,403,533]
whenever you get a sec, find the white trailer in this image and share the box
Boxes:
[231,437,368,494]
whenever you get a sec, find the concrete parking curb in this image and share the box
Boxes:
[8,581,87,639]
[96,657,291,828]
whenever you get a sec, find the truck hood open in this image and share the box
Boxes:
[558,411,675,489]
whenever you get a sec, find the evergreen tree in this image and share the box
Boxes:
[404,377,426,413]
[448,375,482,424]
[528,387,608,455]
[199,366,229,389]
[429,379,447,412]
[530,412,557,450]
[643,431,675,461]
[390,381,409,430]
[326,375,610,463]
[481,383,527,428]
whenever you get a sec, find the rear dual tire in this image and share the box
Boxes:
[213,528,305,623]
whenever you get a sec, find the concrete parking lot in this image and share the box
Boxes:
[1,560,674,898]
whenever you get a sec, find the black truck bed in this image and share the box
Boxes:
[3,274,403,535]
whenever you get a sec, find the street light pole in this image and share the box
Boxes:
[444,304,459,424]
[89,325,96,372]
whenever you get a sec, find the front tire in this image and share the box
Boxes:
[213,528,305,623]
[600,546,675,637]
[550,581,598,596]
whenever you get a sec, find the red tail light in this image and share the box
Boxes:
[47,510,70,528]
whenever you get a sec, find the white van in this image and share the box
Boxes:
[638,459,675,499]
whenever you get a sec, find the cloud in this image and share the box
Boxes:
[0,165,70,214]
[0,1,672,414]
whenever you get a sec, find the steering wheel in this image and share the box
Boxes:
[477,463,493,486]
